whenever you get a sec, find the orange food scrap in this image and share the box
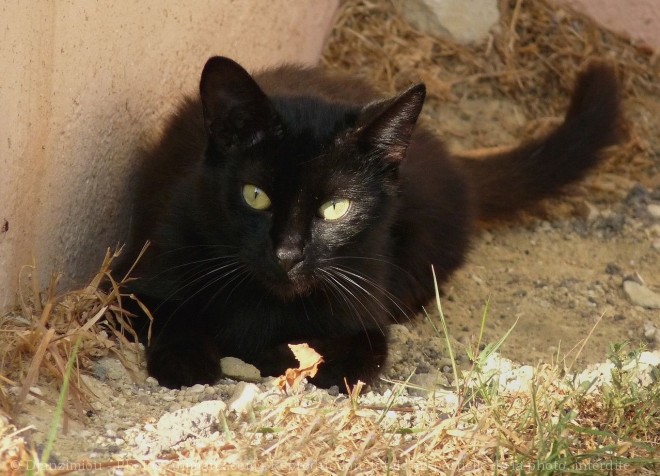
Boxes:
[275,343,324,392]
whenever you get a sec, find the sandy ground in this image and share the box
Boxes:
[411,93,660,371]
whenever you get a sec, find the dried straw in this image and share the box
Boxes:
[0,249,142,419]
[322,0,658,180]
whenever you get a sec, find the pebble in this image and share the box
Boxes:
[389,324,411,344]
[647,203,660,219]
[399,0,500,43]
[227,382,261,413]
[167,403,182,412]
[605,263,622,275]
[500,365,535,393]
[575,351,660,391]
[408,371,450,397]
[189,384,206,394]
[220,357,261,382]
[96,357,127,381]
[577,200,600,222]
[623,280,660,309]
[539,221,553,232]
[642,322,658,342]
[155,399,227,449]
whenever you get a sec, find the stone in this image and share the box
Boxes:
[220,356,261,382]
[389,324,411,343]
[648,203,660,219]
[398,0,500,44]
[499,365,535,393]
[94,357,127,381]
[642,321,658,342]
[653,239,660,252]
[188,383,206,394]
[226,382,261,413]
[577,200,600,222]
[623,280,660,309]
[155,399,226,448]
[408,371,450,397]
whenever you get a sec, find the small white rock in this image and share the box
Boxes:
[29,386,43,396]
[642,322,657,342]
[145,376,159,387]
[189,384,206,394]
[227,382,261,413]
[647,203,660,219]
[398,0,500,44]
[577,200,600,222]
[500,365,535,393]
[623,280,660,309]
[156,399,227,447]
[653,239,660,252]
[408,371,450,397]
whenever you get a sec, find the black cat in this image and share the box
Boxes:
[115,56,621,389]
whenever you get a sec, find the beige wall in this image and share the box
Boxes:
[0,1,338,309]
[558,0,660,49]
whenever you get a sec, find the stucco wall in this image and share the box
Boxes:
[0,1,338,309]
[559,0,660,49]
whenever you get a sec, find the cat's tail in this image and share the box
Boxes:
[457,61,624,221]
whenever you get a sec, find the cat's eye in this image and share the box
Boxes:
[319,198,351,220]
[242,184,271,210]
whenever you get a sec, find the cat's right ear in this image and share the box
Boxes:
[356,84,426,164]
[200,56,281,151]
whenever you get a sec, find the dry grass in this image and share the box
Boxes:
[112,343,657,475]
[0,249,143,422]
[1,0,659,473]
[322,0,658,177]
[0,412,30,474]
[323,0,658,103]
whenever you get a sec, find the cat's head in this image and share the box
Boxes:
[196,56,425,301]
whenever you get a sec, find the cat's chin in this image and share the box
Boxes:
[264,276,315,302]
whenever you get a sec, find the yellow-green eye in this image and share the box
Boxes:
[242,184,271,210]
[319,198,351,220]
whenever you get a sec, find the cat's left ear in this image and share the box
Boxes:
[356,84,426,163]
[200,56,281,151]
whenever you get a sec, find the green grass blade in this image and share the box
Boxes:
[40,336,82,469]
[431,266,460,396]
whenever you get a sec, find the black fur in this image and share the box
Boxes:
[115,57,622,389]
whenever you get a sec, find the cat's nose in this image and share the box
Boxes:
[275,246,304,272]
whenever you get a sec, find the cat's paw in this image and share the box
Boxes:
[147,342,221,389]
